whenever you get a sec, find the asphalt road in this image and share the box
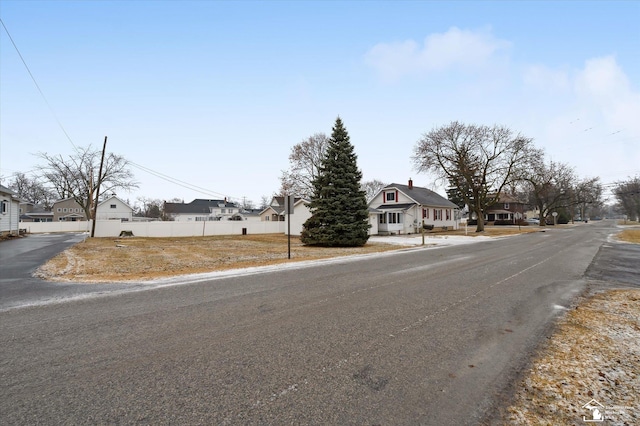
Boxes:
[0,221,630,425]
[0,233,146,311]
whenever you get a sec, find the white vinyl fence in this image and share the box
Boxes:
[20,220,285,238]
[19,221,91,234]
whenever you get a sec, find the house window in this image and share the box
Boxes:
[110,204,116,209]
[434,209,442,220]
[386,192,395,202]
[422,208,429,219]
[57,208,61,212]
[1,201,7,214]
[221,208,226,214]
[63,208,68,213]
[388,212,402,224]
[379,213,387,224]
[228,209,234,214]
[446,209,451,220]
[504,203,510,210]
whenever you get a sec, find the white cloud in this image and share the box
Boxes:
[364,26,511,80]
[574,56,640,138]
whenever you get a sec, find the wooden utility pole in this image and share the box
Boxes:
[91,136,107,238]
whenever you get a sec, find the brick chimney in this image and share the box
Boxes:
[408,178,413,189]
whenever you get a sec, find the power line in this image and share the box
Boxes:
[0,18,77,150]
[0,18,241,203]
[128,161,237,201]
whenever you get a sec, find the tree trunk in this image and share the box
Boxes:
[475,207,485,232]
[537,202,546,227]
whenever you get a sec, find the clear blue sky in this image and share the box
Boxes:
[1,1,638,206]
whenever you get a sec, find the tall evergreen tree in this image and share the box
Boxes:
[300,117,370,247]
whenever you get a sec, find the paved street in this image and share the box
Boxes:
[0,221,629,424]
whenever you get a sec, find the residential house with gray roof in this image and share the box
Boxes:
[368,179,460,234]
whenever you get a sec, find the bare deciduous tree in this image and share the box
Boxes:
[8,172,56,209]
[361,179,387,202]
[259,195,271,210]
[279,133,328,197]
[37,145,138,219]
[573,177,604,221]
[135,197,164,218]
[412,121,533,232]
[520,154,576,225]
[614,176,640,221]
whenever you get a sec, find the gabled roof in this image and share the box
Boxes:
[97,195,133,210]
[379,183,459,209]
[265,196,307,215]
[164,199,237,214]
[0,184,16,196]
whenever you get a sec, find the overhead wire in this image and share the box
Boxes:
[1,17,240,202]
[0,18,77,150]
[127,161,233,200]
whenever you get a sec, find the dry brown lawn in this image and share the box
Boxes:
[616,228,640,244]
[35,227,544,283]
[35,234,405,282]
[506,290,640,424]
[427,225,542,237]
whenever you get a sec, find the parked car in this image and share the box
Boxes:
[525,218,540,225]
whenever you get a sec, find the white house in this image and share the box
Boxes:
[0,184,21,236]
[164,199,247,221]
[283,198,312,236]
[96,195,134,221]
[281,197,380,237]
[368,180,460,235]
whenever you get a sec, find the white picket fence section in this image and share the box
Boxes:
[20,220,285,238]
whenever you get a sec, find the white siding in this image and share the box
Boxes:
[96,197,134,221]
[0,193,20,235]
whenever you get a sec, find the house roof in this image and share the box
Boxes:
[379,183,459,209]
[53,197,82,205]
[0,184,15,195]
[264,196,306,215]
[377,203,417,210]
[488,193,526,204]
[164,199,237,214]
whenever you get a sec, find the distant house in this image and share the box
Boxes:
[368,179,460,235]
[19,202,53,222]
[52,198,87,221]
[164,198,246,221]
[96,195,134,221]
[260,196,303,222]
[0,184,21,236]
[238,208,263,222]
[484,193,528,224]
[283,198,312,236]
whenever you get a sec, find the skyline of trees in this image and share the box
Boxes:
[3,120,622,221]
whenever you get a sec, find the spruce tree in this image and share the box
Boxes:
[300,117,370,247]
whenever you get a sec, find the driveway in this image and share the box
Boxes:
[0,233,140,311]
